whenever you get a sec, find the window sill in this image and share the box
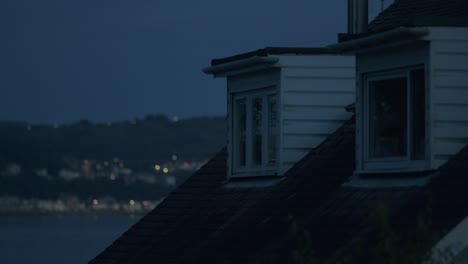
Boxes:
[344,171,436,188]
[224,176,285,189]
[230,167,279,178]
[354,166,434,177]
[362,159,429,171]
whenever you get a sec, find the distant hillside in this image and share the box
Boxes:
[0,115,226,169]
[0,115,226,202]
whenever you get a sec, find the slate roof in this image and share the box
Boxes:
[368,0,468,33]
[90,114,468,263]
[89,118,354,264]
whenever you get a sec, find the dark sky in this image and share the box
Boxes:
[0,0,392,124]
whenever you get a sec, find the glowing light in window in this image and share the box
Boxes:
[163,168,169,174]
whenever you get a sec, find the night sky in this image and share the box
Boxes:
[0,0,392,124]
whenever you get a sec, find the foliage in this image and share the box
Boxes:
[287,201,458,264]
[289,215,318,264]
[334,201,449,264]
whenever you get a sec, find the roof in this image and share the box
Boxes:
[210,47,336,66]
[368,0,468,33]
[89,114,468,263]
[89,117,355,264]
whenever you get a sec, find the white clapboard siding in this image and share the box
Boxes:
[225,54,355,177]
[281,149,311,165]
[283,135,327,149]
[430,28,468,169]
[278,55,355,171]
[282,106,351,121]
[227,68,279,93]
[283,120,345,135]
[283,91,355,106]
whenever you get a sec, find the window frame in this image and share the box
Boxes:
[231,87,278,177]
[362,66,428,171]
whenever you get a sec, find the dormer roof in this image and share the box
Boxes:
[369,0,468,33]
[203,47,343,76]
[209,47,337,66]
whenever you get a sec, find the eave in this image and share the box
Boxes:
[202,56,279,77]
[329,27,430,54]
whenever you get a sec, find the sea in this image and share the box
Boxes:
[0,215,142,264]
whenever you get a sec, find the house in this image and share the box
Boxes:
[90,0,468,263]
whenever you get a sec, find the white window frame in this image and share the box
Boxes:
[231,88,278,177]
[362,66,428,171]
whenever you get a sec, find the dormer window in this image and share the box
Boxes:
[362,67,427,171]
[203,49,355,178]
[233,90,278,174]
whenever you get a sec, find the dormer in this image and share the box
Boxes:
[332,0,468,174]
[204,48,355,178]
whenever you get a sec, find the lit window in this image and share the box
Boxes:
[363,67,426,170]
[233,90,278,175]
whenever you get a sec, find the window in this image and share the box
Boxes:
[363,67,426,170]
[232,89,278,176]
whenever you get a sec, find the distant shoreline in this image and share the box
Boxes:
[0,196,160,216]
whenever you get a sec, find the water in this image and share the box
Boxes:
[0,215,141,264]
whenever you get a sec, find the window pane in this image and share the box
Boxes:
[411,69,425,160]
[236,99,246,166]
[252,97,262,165]
[268,95,278,165]
[369,77,407,158]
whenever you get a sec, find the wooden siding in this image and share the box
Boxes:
[278,55,355,174]
[429,28,468,168]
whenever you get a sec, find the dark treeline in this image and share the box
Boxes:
[0,115,226,200]
[0,115,226,169]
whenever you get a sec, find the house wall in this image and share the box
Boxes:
[428,27,468,168]
[276,55,355,174]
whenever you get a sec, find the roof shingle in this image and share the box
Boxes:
[90,115,468,263]
[368,0,468,33]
